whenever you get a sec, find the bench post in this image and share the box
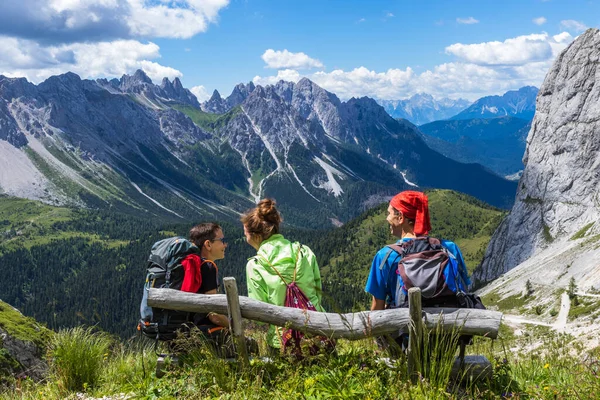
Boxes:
[223,277,249,366]
[407,287,423,383]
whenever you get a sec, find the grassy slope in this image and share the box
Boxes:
[0,196,128,254]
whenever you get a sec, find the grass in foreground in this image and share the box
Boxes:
[3,323,599,399]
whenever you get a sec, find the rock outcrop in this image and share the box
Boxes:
[0,300,51,384]
[474,28,600,285]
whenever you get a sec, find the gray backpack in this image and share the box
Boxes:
[138,237,201,340]
[382,237,466,308]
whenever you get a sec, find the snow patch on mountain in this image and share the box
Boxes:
[482,106,499,114]
[401,171,418,187]
[313,157,344,197]
[130,182,182,217]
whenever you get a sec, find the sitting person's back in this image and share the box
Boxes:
[242,199,325,351]
[365,191,471,351]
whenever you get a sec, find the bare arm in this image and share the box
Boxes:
[371,296,386,311]
[204,289,230,328]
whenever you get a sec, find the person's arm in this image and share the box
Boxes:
[371,297,386,311]
[365,249,391,310]
[443,240,471,288]
[203,288,230,328]
[246,259,268,303]
[305,246,323,293]
[180,255,202,293]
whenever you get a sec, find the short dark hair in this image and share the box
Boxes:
[189,223,221,248]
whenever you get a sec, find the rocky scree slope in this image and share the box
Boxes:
[474,28,600,289]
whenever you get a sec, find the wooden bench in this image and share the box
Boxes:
[148,278,500,381]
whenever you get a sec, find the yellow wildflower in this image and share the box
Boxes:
[543,363,550,369]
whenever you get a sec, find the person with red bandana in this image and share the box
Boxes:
[365,191,470,348]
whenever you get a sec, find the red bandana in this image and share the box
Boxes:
[389,191,431,236]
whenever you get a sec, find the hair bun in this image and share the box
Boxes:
[257,198,281,224]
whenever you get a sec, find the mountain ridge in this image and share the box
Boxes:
[1,70,516,230]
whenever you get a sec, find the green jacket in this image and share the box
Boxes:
[245,234,324,348]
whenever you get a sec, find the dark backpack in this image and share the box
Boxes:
[384,237,482,309]
[257,244,334,356]
[138,237,202,340]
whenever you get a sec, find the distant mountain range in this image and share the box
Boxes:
[451,86,538,120]
[0,71,517,230]
[419,116,531,177]
[377,94,471,125]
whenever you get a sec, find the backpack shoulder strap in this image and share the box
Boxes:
[379,243,405,270]
[256,243,303,285]
[256,255,289,286]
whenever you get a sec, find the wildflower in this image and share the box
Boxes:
[544,386,549,390]
[543,363,550,369]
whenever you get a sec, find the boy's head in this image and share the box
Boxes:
[189,223,227,260]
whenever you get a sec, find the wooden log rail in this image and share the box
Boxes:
[147,288,502,340]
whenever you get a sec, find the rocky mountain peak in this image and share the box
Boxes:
[209,89,222,101]
[119,69,153,92]
[160,77,174,91]
[474,28,600,285]
[173,77,184,90]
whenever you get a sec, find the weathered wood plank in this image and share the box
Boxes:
[148,288,502,339]
[408,288,423,383]
[223,278,249,366]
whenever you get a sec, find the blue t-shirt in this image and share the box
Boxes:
[365,238,471,308]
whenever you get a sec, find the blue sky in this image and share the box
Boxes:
[0,1,598,101]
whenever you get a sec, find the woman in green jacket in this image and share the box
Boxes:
[242,198,325,350]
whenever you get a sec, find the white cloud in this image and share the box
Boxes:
[533,17,547,26]
[445,32,571,65]
[190,85,210,102]
[357,18,366,23]
[261,49,324,70]
[560,19,588,33]
[386,12,394,18]
[253,69,302,86]
[252,31,576,101]
[126,0,229,39]
[0,36,181,83]
[0,0,230,43]
[456,17,479,25]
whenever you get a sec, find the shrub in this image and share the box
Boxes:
[48,326,111,392]
[534,305,544,315]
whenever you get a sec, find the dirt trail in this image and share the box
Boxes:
[553,292,570,332]
[503,315,552,327]
[503,292,571,332]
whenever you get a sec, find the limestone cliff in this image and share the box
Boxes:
[474,28,600,286]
